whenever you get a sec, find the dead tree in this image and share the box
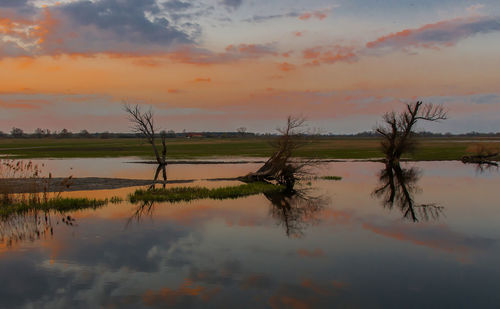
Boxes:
[462,144,499,167]
[373,162,444,222]
[123,104,167,186]
[376,101,447,164]
[240,116,308,189]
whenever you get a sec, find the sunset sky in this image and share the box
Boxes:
[1,0,499,133]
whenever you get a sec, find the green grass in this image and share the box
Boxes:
[0,197,109,217]
[0,137,498,161]
[129,182,285,203]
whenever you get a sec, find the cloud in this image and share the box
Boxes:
[366,16,500,51]
[243,12,300,23]
[225,43,276,56]
[162,0,192,11]
[142,279,219,307]
[193,77,211,82]
[0,0,196,57]
[362,222,496,255]
[277,62,296,72]
[296,248,325,258]
[303,45,358,65]
[220,0,243,10]
[298,9,330,21]
[0,0,29,8]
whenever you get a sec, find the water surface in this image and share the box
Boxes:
[1,159,499,308]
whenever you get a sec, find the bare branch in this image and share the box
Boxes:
[123,103,166,165]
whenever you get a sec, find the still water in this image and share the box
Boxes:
[1,159,499,308]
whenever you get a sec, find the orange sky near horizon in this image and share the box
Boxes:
[1,0,499,133]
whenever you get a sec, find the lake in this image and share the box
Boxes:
[1,158,499,308]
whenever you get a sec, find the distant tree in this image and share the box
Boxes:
[376,101,447,163]
[58,128,72,138]
[10,127,24,138]
[79,129,91,138]
[34,128,45,138]
[0,131,5,137]
[236,127,247,136]
[99,131,111,139]
[167,130,176,138]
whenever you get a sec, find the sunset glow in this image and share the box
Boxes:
[1,0,499,133]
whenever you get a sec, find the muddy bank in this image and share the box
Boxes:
[0,177,195,193]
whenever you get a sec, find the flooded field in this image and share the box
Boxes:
[1,159,499,308]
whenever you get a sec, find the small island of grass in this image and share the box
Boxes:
[129,182,285,203]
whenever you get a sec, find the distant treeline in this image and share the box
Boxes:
[1,127,500,139]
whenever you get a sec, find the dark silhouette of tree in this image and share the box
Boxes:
[265,189,325,237]
[376,101,447,163]
[10,127,24,138]
[373,162,444,222]
[34,128,45,138]
[58,128,72,138]
[123,104,167,186]
[78,129,91,138]
[241,116,311,189]
[236,127,247,136]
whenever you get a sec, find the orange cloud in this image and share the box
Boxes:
[303,45,357,65]
[193,77,211,82]
[32,7,59,45]
[269,295,311,309]
[0,99,43,110]
[142,279,218,306]
[301,279,330,296]
[168,89,180,94]
[297,248,325,258]
[299,9,329,21]
[365,17,500,51]
[278,62,296,72]
[362,222,495,257]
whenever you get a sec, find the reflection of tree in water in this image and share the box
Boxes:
[373,162,444,222]
[0,211,75,247]
[127,188,327,237]
[127,200,156,227]
[265,190,326,238]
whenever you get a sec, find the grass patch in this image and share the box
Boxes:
[129,182,285,203]
[1,137,498,160]
[0,197,109,217]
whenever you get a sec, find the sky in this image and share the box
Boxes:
[0,0,499,133]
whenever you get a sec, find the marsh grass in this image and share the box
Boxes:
[0,197,109,218]
[0,158,113,218]
[129,182,285,203]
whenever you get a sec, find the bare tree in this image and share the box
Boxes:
[241,116,310,189]
[123,104,167,186]
[123,104,167,165]
[236,127,247,136]
[376,101,447,163]
[10,127,24,138]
